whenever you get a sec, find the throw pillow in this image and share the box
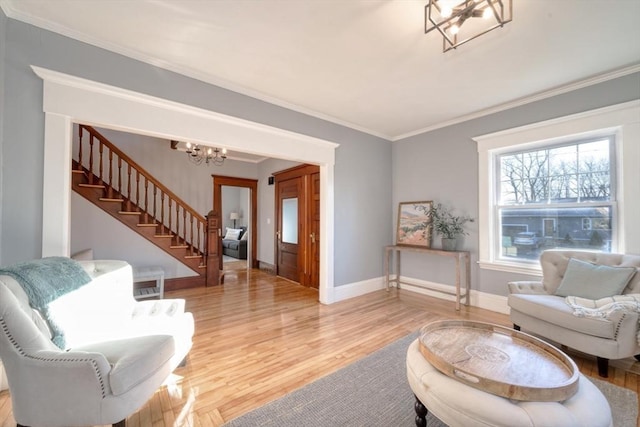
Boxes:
[555,258,637,300]
[240,230,248,241]
[224,228,242,240]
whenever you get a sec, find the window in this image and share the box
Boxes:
[474,100,640,274]
[497,137,615,262]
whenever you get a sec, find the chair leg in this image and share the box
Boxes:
[513,324,521,331]
[414,395,428,427]
[597,357,609,378]
[112,420,126,427]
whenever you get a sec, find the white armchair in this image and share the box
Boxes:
[508,250,640,377]
[0,258,194,427]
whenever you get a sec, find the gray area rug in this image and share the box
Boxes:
[223,333,638,427]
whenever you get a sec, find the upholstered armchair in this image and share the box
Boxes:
[0,258,194,427]
[508,250,640,377]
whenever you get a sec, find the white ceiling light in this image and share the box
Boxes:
[425,0,513,52]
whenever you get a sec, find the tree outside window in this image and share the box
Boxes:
[498,137,614,260]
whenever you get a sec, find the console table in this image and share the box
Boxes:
[384,245,470,310]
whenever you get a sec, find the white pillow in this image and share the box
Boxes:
[224,228,242,240]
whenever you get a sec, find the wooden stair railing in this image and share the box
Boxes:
[72,125,207,276]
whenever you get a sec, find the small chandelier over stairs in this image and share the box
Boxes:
[184,141,227,166]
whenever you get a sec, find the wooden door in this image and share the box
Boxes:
[274,164,320,287]
[276,177,301,282]
[307,172,320,289]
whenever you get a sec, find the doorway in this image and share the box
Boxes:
[274,164,320,289]
[213,176,259,270]
[37,67,337,303]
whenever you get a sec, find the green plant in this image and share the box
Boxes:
[428,203,474,239]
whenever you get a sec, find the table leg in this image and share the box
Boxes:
[384,247,390,291]
[396,249,401,289]
[454,255,461,311]
[465,253,471,306]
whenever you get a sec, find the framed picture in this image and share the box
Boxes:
[396,201,433,247]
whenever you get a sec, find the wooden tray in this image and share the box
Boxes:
[418,320,579,401]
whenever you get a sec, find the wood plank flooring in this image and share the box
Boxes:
[1,268,639,426]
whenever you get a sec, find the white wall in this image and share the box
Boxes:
[71,193,195,278]
[222,186,248,230]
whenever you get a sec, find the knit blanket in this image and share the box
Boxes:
[0,256,92,348]
[566,294,640,345]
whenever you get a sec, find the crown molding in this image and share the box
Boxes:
[392,63,640,141]
[3,0,638,142]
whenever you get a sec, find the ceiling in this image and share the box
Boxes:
[2,0,640,141]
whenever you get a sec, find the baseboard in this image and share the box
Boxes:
[331,275,509,314]
[332,276,386,302]
[258,261,276,275]
[164,275,206,291]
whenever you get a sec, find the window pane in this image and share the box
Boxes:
[499,139,612,205]
[499,206,612,261]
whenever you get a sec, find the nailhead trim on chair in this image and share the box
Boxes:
[613,312,626,340]
[0,317,106,398]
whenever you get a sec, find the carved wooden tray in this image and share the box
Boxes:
[418,320,579,401]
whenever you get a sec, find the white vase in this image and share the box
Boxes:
[441,238,457,251]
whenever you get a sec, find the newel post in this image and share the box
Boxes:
[205,210,223,286]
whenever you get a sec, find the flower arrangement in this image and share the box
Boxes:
[429,203,474,239]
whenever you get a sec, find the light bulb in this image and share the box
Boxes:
[449,24,459,35]
[222,148,228,155]
[483,7,493,19]
[186,142,192,149]
[207,148,213,155]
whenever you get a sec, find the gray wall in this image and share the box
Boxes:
[393,72,640,296]
[0,17,393,289]
[0,8,6,264]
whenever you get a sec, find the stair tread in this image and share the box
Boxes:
[71,143,203,277]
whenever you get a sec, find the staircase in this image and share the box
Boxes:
[71,125,207,281]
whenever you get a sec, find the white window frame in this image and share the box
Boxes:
[474,100,640,275]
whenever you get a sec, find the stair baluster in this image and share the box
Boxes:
[71,125,207,280]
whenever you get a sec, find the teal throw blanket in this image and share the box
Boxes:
[0,256,92,349]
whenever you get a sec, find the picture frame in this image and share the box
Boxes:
[396,201,433,247]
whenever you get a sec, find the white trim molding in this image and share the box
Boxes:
[331,275,510,314]
[474,100,640,273]
[395,277,510,314]
[32,66,339,304]
[332,277,386,303]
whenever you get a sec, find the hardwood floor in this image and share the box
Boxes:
[1,268,638,426]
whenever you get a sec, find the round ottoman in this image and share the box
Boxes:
[406,339,613,427]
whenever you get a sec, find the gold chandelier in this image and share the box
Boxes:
[425,0,512,52]
[185,142,227,166]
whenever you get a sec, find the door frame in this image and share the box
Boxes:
[213,175,258,269]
